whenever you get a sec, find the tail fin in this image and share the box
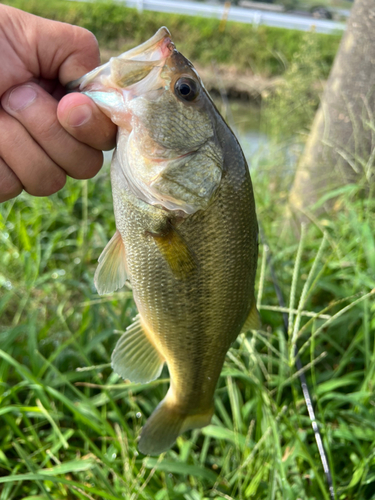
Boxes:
[138,398,185,455]
[138,393,214,455]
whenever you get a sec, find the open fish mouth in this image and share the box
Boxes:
[66,27,174,93]
[66,28,222,215]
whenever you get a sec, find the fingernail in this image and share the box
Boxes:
[67,104,92,127]
[8,85,37,111]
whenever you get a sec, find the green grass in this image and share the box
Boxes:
[0,2,374,498]
[1,146,375,499]
[3,0,341,78]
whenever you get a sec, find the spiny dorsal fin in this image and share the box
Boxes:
[112,315,164,384]
[242,300,261,332]
[94,230,128,295]
[150,225,196,279]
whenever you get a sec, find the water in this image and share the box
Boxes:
[223,99,302,172]
[216,99,271,163]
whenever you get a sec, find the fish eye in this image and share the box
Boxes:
[174,77,199,102]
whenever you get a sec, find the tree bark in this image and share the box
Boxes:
[289,0,375,218]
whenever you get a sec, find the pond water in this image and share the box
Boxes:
[216,99,271,163]
[216,98,301,172]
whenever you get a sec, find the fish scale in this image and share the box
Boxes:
[117,119,257,412]
[70,27,259,455]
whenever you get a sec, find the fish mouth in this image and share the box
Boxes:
[66,27,174,92]
[116,26,174,62]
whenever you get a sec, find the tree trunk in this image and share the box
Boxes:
[289,0,375,218]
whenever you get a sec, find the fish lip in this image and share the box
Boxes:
[118,27,173,61]
[66,27,174,92]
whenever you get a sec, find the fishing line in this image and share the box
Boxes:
[259,225,335,500]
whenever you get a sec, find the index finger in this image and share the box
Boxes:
[1,5,101,87]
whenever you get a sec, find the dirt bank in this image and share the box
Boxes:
[196,64,281,102]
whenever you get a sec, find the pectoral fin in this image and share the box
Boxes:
[242,300,261,331]
[112,315,164,384]
[150,224,196,279]
[94,230,128,295]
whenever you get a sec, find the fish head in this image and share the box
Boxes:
[69,28,223,214]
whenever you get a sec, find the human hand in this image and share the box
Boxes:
[0,4,117,203]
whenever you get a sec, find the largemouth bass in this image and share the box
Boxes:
[69,28,259,455]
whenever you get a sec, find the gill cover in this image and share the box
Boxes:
[67,27,223,215]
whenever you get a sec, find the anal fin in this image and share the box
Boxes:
[150,224,196,279]
[112,315,164,384]
[94,230,128,295]
[242,300,261,331]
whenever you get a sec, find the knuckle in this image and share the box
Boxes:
[71,151,103,180]
[0,171,22,202]
[81,28,99,49]
[0,189,22,203]
[73,26,99,59]
[44,171,67,195]
[38,121,62,143]
[28,170,66,197]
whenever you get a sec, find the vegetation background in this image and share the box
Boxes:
[0,1,374,499]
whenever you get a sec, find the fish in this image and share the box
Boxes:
[68,27,259,455]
